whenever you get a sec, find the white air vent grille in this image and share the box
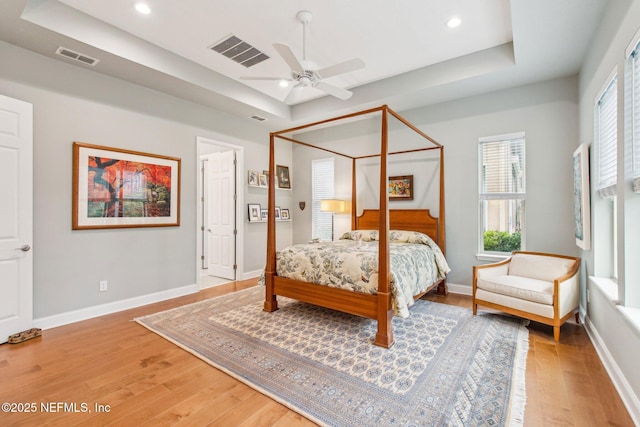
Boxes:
[210,35,269,68]
[55,47,99,66]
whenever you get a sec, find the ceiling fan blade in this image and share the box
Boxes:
[239,76,290,81]
[284,84,305,104]
[273,43,304,73]
[316,58,365,79]
[315,81,353,100]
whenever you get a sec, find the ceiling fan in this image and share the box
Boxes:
[240,10,365,104]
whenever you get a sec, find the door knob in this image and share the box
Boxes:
[15,244,31,252]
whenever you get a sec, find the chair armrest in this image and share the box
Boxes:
[473,258,511,296]
[555,266,580,317]
[474,258,511,279]
[556,258,581,283]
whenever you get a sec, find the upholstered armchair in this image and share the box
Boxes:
[472,251,581,341]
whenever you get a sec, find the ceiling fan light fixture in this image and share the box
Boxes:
[133,2,151,15]
[279,80,289,88]
[447,16,462,28]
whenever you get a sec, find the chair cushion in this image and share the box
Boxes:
[476,274,554,305]
[508,253,575,282]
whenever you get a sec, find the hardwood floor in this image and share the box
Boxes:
[0,280,633,426]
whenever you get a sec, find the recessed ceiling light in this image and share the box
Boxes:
[447,16,461,28]
[133,2,151,15]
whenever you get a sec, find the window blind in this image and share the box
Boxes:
[312,158,334,240]
[632,45,640,192]
[596,76,618,199]
[479,135,526,199]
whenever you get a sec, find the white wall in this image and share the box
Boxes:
[578,0,640,421]
[0,41,283,319]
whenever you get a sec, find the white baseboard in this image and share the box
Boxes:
[446,282,472,296]
[33,283,199,331]
[584,315,640,426]
[241,269,264,281]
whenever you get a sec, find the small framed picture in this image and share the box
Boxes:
[260,209,268,221]
[276,165,290,189]
[248,203,261,222]
[259,173,268,187]
[248,170,259,187]
[388,175,413,201]
[281,208,290,220]
[274,206,281,220]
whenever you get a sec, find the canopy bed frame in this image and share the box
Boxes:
[263,105,446,348]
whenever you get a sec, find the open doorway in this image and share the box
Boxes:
[196,137,244,289]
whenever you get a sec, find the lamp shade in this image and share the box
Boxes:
[320,199,346,213]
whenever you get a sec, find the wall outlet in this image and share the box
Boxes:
[99,280,108,292]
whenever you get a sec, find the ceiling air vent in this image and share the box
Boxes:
[210,35,269,68]
[249,115,267,122]
[55,47,99,66]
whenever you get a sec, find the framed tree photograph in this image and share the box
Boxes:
[573,144,591,250]
[276,164,291,189]
[72,142,180,229]
[388,175,413,201]
[248,203,261,222]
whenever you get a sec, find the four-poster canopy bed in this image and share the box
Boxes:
[263,105,448,348]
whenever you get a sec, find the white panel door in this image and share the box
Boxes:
[0,94,33,343]
[206,151,236,280]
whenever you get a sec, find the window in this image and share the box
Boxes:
[625,32,640,310]
[478,133,525,255]
[595,74,618,279]
[312,158,334,241]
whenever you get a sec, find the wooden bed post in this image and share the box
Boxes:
[264,133,278,312]
[375,105,394,348]
[351,157,357,230]
[437,146,448,295]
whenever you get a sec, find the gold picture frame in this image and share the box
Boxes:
[72,142,180,229]
[388,175,413,201]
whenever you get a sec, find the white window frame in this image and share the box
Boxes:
[312,158,334,241]
[477,132,526,259]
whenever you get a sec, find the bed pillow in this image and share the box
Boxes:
[339,230,379,241]
[388,230,436,245]
[340,229,436,246]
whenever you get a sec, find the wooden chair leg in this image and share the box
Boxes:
[575,312,579,324]
[553,326,560,342]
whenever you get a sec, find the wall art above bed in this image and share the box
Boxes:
[388,175,413,201]
[72,142,181,229]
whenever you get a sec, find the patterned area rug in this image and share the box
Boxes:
[135,286,528,426]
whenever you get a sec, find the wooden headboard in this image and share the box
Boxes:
[355,209,440,248]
